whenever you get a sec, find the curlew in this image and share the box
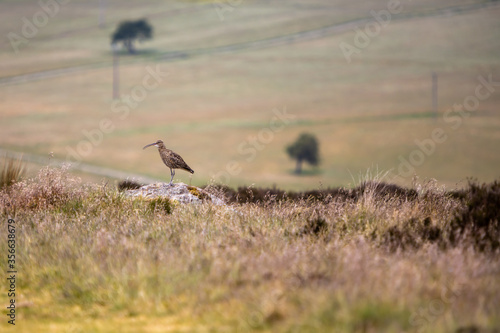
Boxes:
[143,140,194,186]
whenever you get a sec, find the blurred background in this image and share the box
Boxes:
[1,0,499,190]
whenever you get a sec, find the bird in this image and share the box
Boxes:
[143,140,194,186]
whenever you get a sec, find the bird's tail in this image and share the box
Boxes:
[185,167,194,174]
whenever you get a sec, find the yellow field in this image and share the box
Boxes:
[1,0,499,190]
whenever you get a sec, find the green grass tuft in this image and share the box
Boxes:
[147,196,174,214]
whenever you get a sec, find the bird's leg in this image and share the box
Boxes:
[169,169,175,186]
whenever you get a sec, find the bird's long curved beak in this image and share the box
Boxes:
[143,142,157,150]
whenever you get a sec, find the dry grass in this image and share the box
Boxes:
[0,155,25,189]
[1,166,499,332]
[1,164,84,212]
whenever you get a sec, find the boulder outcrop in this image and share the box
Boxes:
[125,182,224,205]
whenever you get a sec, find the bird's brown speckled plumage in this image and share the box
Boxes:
[143,140,194,185]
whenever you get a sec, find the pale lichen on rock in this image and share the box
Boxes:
[125,182,225,205]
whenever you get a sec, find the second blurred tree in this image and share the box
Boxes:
[286,133,320,174]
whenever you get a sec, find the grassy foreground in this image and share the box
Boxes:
[0,166,499,332]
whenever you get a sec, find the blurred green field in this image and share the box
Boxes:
[1,0,500,190]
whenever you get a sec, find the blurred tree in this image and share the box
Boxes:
[111,19,152,54]
[286,133,320,174]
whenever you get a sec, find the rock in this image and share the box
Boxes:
[125,182,225,205]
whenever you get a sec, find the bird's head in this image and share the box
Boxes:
[143,139,164,150]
